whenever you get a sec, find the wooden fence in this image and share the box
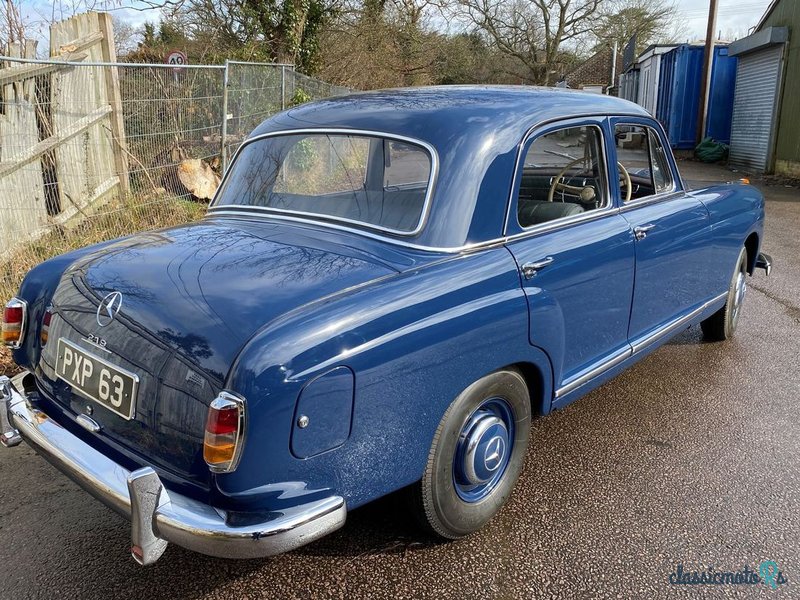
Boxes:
[0,12,127,251]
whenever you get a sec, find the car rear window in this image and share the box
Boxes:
[212,133,434,235]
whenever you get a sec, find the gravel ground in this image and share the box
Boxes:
[1,161,798,599]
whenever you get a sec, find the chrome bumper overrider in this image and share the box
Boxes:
[0,374,346,565]
[756,252,772,277]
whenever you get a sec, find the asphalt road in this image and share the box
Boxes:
[1,162,798,599]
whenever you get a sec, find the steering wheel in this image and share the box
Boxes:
[617,161,632,202]
[548,158,632,203]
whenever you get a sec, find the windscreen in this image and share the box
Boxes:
[213,133,433,234]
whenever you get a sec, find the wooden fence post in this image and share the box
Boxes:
[0,41,48,244]
[97,12,130,196]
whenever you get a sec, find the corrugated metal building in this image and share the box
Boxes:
[636,45,677,115]
[729,0,798,175]
[656,45,738,149]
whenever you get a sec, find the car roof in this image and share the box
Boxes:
[252,85,649,145]
[243,86,653,250]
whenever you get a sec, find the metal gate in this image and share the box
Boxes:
[729,44,785,173]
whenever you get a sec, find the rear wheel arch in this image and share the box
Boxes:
[409,368,532,538]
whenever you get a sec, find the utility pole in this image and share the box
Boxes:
[609,40,618,95]
[696,0,719,145]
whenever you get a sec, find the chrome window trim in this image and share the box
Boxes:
[503,114,616,240]
[503,203,621,242]
[647,128,676,194]
[554,291,728,398]
[612,121,682,206]
[207,112,653,254]
[208,128,440,238]
[618,189,685,212]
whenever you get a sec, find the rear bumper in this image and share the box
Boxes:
[0,373,346,565]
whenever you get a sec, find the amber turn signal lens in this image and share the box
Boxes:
[203,393,246,473]
[2,298,27,348]
[40,306,52,347]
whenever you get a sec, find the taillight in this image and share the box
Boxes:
[2,298,28,348]
[203,392,246,473]
[41,305,52,347]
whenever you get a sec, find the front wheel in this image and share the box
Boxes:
[701,246,748,341]
[408,369,531,539]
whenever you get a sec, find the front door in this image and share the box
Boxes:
[610,119,715,344]
[505,118,635,396]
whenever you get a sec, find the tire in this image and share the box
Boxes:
[701,246,748,341]
[409,369,531,539]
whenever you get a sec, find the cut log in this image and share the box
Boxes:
[177,158,221,201]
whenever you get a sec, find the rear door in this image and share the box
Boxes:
[505,118,635,399]
[610,118,716,345]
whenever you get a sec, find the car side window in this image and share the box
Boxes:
[516,125,608,229]
[384,141,429,188]
[615,124,675,201]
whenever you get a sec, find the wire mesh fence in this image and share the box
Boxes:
[0,56,350,328]
[120,63,225,202]
[221,63,350,167]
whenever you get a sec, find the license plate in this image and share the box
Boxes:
[56,338,139,420]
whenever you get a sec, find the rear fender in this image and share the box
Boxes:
[222,247,554,510]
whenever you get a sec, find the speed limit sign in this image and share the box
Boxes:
[166,50,188,72]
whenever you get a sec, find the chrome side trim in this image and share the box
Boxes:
[555,346,632,398]
[630,292,728,355]
[210,204,625,255]
[1,375,347,563]
[554,292,728,398]
[618,190,684,212]
[208,128,440,238]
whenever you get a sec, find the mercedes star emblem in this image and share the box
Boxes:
[96,291,123,327]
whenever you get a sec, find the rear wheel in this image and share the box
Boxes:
[409,369,531,539]
[701,246,748,341]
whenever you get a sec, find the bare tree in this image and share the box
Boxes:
[593,0,681,52]
[113,15,139,57]
[318,0,441,88]
[132,0,340,71]
[1,0,28,47]
[2,0,126,51]
[451,0,604,85]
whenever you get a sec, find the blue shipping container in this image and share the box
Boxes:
[655,45,738,149]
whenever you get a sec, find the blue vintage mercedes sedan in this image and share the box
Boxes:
[1,87,772,564]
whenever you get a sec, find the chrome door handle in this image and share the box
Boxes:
[633,224,656,240]
[521,257,554,279]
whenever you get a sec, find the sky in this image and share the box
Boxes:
[674,0,774,41]
[14,0,777,53]
[103,0,776,42]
